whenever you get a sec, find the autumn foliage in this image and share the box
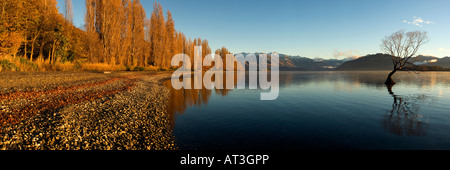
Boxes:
[0,0,225,71]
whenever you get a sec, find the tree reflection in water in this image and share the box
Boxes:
[164,71,437,137]
[163,72,241,127]
[384,85,430,136]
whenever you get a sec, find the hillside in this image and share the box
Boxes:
[237,52,345,71]
[334,53,394,71]
[425,57,450,68]
[335,54,441,71]
[233,52,449,71]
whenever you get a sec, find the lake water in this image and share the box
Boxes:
[164,71,450,150]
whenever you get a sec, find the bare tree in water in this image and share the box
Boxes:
[381,30,429,85]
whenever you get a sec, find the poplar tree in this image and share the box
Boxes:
[150,2,165,67]
[64,0,73,24]
[165,11,175,68]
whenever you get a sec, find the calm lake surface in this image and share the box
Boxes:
[164,71,450,150]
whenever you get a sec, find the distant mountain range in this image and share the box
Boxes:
[235,52,450,71]
[335,54,450,71]
[334,53,394,71]
[236,52,345,71]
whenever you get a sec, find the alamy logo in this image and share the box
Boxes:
[171,46,279,100]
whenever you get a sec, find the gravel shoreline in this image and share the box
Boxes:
[0,71,176,150]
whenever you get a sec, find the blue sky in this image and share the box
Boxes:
[57,0,450,59]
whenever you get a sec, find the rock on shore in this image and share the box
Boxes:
[0,72,176,150]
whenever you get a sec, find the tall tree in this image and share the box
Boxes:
[130,0,146,66]
[143,18,151,67]
[150,2,165,68]
[381,30,429,85]
[64,0,73,24]
[1,0,219,71]
[165,11,175,68]
[215,47,231,70]
[174,31,185,55]
[84,0,99,63]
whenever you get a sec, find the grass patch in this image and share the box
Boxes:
[81,63,126,71]
[0,55,163,72]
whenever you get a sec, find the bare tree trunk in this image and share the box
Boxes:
[39,41,45,60]
[386,84,394,95]
[23,36,27,58]
[30,32,39,61]
[48,50,51,64]
[385,69,398,85]
[30,43,34,61]
[1,1,6,20]
[51,40,57,65]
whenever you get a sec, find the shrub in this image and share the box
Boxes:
[18,57,38,71]
[53,62,74,71]
[73,60,83,70]
[133,66,145,71]
[144,65,158,71]
[0,59,18,71]
[125,65,132,71]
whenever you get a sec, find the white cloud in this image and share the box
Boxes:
[428,59,438,63]
[403,17,434,27]
[414,59,438,65]
[333,50,361,61]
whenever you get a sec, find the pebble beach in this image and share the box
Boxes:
[0,71,176,150]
